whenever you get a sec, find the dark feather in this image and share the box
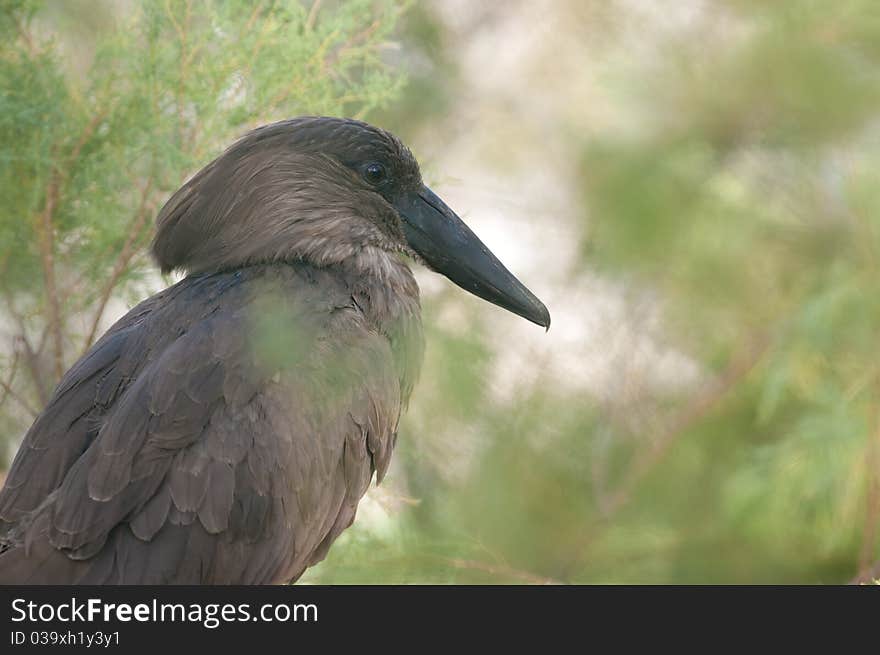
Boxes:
[0,262,422,584]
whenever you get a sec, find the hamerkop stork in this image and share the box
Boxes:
[0,117,550,584]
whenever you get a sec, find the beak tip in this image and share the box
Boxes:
[530,303,551,331]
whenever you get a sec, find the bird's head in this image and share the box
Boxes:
[152,116,550,328]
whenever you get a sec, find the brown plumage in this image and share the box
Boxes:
[0,117,548,584]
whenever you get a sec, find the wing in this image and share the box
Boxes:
[0,304,263,582]
[0,272,246,532]
[0,304,154,531]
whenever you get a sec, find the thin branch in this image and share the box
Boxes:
[0,286,49,406]
[0,349,20,411]
[14,14,39,58]
[305,0,322,31]
[164,0,192,145]
[68,111,107,164]
[81,179,155,354]
[0,372,38,418]
[244,1,264,33]
[245,3,274,70]
[602,334,771,517]
[332,17,384,64]
[32,321,51,364]
[31,109,110,384]
[34,145,64,382]
[266,11,393,113]
[556,332,772,580]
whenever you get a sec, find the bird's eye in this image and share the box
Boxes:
[363,162,387,185]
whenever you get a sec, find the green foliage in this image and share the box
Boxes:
[308,0,880,584]
[573,0,880,582]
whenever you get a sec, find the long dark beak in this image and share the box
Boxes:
[394,186,551,329]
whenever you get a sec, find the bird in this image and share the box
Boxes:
[0,116,550,584]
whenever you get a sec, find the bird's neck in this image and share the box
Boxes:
[340,246,421,326]
[345,246,413,286]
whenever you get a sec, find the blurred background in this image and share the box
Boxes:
[2,0,880,584]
